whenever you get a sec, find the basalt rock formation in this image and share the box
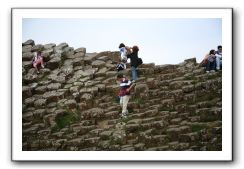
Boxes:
[22,40,222,151]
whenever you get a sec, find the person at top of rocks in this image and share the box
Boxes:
[127,45,139,82]
[117,73,135,118]
[117,43,131,71]
[215,45,222,71]
[204,49,216,73]
[32,50,44,74]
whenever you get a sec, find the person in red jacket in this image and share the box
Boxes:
[117,74,135,118]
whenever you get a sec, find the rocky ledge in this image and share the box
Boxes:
[22,40,222,151]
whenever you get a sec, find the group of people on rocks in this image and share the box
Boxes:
[30,43,141,119]
[116,43,142,118]
[201,45,222,73]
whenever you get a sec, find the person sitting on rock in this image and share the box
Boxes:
[127,46,139,82]
[118,43,131,70]
[32,51,44,74]
[205,49,217,73]
[215,45,222,71]
[117,73,135,118]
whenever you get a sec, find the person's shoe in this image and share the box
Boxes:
[206,71,210,73]
[210,70,216,73]
[121,111,128,118]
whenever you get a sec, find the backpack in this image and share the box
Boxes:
[116,63,125,71]
[137,57,143,66]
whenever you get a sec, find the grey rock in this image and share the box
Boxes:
[46,57,61,70]
[91,60,106,68]
[74,47,86,54]
[22,52,34,61]
[22,39,35,46]
[34,99,47,108]
[64,99,77,109]
[31,44,44,52]
[47,83,62,91]
[44,43,56,49]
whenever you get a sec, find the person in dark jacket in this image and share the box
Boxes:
[206,49,217,73]
[127,46,139,82]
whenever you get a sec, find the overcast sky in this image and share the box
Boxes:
[23,18,221,65]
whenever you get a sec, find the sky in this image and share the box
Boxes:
[23,18,222,65]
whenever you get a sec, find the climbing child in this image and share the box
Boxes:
[117,74,136,118]
[32,51,44,74]
[118,43,131,71]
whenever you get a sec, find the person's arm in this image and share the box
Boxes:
[126,83,136,93]
[127,53,132,59]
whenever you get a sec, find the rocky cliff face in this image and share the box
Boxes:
[22,40,222,151]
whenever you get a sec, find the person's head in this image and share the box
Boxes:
[119,43,125,48]
[217,45,222,52]
[117,73,124,81]
[117,73,124,79]
[132,46,139,53]
[209,49,215,55]
[37,50,42,56]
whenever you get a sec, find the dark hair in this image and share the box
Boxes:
[132,46,139,53]
[37,51,42,55]
[117,73,124,79]
[209,49,215,55]
[119,43,125,48]
[217,45,222,49]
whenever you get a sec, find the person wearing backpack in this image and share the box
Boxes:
[118,43,131,70]
[127,46,140,82]
[206,49,217,73]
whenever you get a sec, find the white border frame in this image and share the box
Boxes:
[12,8,232,161]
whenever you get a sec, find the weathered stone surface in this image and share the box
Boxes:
[43,91,65,103]
[22,86,32,99]
[22,61,33,70]
[22,39,35,46]
[47,83,62,91]
[135,84,149,98]
[92,60,106,68]
[22,42,222,151]
[34,99,47,108]
[74,47,86,54]
[46,57,61,70]
[73,57,84,67]
[44,43,56,49]
[81,108,104,119]
[100,130,113,140]
[33,109,46,119]
[22,52,34,61]
[97,55,109,62]
[64,99,77,109]
[31,44,44,52]
[42,49,54,61]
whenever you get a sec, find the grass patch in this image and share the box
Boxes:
[52,111,79,132]
[159,107,176,112]
[131,97,145,105]
[184,76,197,81]
[191,123,207,132]
[114,96,120,104]
[195,93,219,102]
[119,116,133,124]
